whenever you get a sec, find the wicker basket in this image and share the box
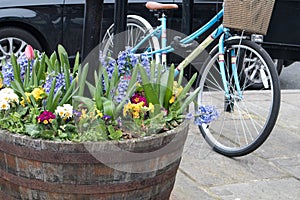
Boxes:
[223,0,275,35]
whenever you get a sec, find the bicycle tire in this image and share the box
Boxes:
[101,15,160,61]
[196,39,281,157]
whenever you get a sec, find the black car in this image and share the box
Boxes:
[0,0,299,71]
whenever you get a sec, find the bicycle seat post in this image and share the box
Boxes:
[145,1,178,66]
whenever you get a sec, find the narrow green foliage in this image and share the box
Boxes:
[73,52,80,73]
[138,64,159,105]
[45,79,57,111]
[77,63,89,96]
[95,79,103,111]
[176,87,200,115]
[163,64,175,109]
[176,73,197,102]
[178,66,184,86]
[10,54,22,87]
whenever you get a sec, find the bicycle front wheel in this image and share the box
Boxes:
[197,39,281,157]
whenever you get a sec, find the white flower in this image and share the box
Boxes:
[0,88,19,104]
[55,104,73,120]
[0,99,10,110]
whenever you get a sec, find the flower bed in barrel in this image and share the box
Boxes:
[0,45,200,199]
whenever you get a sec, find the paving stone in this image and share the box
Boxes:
[209,178,300,200]
[172,91,300,199]
[254,127,300,159]
[271,156,300,179]
[171,170,216,200]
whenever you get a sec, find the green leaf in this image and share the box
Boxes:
[73,96,95,110]
[10,53,22,87]
[177,66,184,86]
[25,124,40,138]
[45,78,57,111]
[58,44,70,71]
[63,63,71,90]
[176,87,200,115]
[176,72,197,102]
[77,63,89,96]
[108,126,122,140]
[86,81,96,97]
[103,100,115,118]
[95,79,103,111]
[163,64,175,109]
[59,80,78,105]
[138,64,159,105]
[73,52,80,74]
[37,53,46,82]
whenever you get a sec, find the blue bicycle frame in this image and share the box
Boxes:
[130,8,242,98]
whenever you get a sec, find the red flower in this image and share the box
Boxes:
[37,110,56,124]
[131,93,147,106]
[25,45,35,60]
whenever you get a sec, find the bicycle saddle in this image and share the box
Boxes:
[146,1,178,10]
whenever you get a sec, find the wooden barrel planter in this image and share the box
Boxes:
[0,122,189,200]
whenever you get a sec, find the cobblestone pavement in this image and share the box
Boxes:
[171,90,300,200]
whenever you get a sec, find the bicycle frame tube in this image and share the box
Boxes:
[218,29,243,98]
[160,13,167,66]
[131,9,224,58]
[174,25,224,77]
[181,9,224,44]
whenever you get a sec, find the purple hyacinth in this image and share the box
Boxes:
[114,76,130,103]
[2,52,41,86]
[194,105,219,125]
[43,73,73,94]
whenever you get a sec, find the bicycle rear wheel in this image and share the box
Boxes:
[196,39,281,157]
[101,15,160,61]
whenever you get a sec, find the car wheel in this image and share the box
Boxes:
[0,27,42,63]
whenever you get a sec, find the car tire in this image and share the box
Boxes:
[0,27,42,62]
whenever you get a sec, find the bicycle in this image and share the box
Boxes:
[101,1,281,157]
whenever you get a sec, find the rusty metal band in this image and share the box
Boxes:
[0,165,178,194]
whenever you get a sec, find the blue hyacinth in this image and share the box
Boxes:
[194,105,219,125]
[43,73,73,94]
[99,50,151,103]
[2,52,41,86]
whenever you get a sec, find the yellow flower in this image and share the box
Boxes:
[173,81,183,97]
[169,96,175,104]
[31,88,45,101]
[132,111,140,119]
[149,103,154,113]
[0,77,3,89]
[97,110,103,118]
[20,92,31,106]
[43,120,49,125]
[80,109,88,119]
[123,103,130,116]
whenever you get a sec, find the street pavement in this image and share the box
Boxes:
[171,90,300,200]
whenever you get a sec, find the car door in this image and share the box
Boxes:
[0,0,64,60]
